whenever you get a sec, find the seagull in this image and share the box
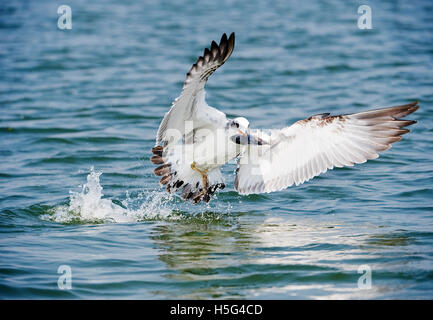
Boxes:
[151,32,419,204]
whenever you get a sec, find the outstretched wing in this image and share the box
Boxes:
[156,33,235,147]
[235,102,419,195]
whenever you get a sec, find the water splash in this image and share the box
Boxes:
[42,167,175,224]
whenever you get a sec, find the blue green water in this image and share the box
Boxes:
[1,0,433,299]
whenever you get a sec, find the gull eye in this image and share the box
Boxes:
[234,122,239,128]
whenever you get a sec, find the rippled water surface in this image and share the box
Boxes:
[1,0,433,299]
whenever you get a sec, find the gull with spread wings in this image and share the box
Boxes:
[151,33,418,204]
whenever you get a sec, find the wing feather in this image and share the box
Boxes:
[235,102,419,195]
[156,33,235,146]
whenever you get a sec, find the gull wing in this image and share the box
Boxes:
[235,102,419,195]
[156,33,235,147]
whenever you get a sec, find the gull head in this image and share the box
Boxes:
[229,117,253,145]
[231,117,250,135]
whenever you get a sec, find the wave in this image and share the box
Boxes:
[40,167,234,224]
[41,167,175,224]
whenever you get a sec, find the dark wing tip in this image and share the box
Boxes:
[206,32,235,64]
[224,32,235,62]
[352,101,420,121]
[392,101,419,120]
[210,40,220,59]
[228,32,235,47]
[185,32,236,84]
[211,40,219,48]
[203,47,211,61]
[150,155,164,164]
[152,146,163,154]
[218,33,228,61]
[220,33,228,44]
[154,163,171,176]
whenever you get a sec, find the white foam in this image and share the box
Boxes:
[42,167,175,224]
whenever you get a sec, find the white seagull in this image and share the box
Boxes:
[151,33,419,204]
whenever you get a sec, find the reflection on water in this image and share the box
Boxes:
[147,213,421,299]
[149,212,254,298]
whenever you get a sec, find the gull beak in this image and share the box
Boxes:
[247,134,267,145]
[232,128,268,145]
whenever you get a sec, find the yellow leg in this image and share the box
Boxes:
[191,161,209,193]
